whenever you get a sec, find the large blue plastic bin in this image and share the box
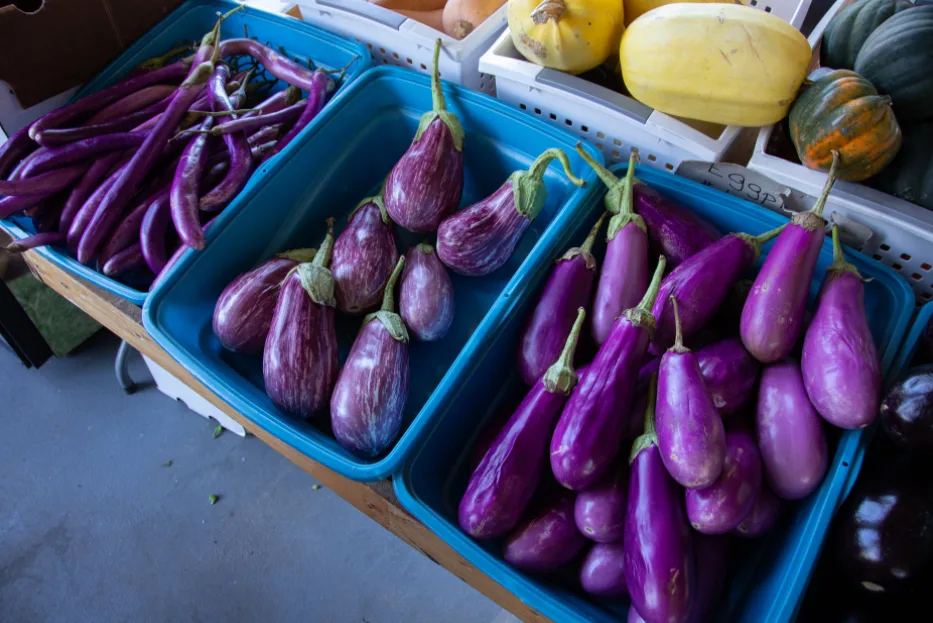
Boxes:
[0,0,368,305]
[888,303,933,382]
[394,165,915,623]
[143,66,604,481]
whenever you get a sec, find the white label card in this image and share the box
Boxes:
[675,161,792,214]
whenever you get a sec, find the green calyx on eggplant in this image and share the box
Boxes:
[295,217,337,308]
[575,144,647,239]
[415,39,464,153]
[363,256,409,343]
[511,148,585,220]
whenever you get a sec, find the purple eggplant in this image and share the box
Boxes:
[385,40,464,233]
[59,151,127,233]
[656,296,726,489]
[0,126,37,180]
[140,188,174,275]
[624,377,695,623]
[331,257,409,457]
[574,459,628,543]
[550,257,667,490]
[19,132,147,178]
[459,309,586,539]
[332,193,399,314]
[801,225,881,430]
[263,221,340,419]
[399,243,454,341]
[259,70,335,163]
[695,338,760,416]
[101,243,146,277]
[99,185,170,265]
[734,486,781,537]
[576,147,650,346]
[438,148,584,276]
[503,489,587,573]
[687,534,730,623]
[0,164,87,197]
[171,116,214,251]
[881,365,933,449]
[580,542,628,597]
[85,84,176,124]
[756,359,828,500]
[199,64,251,211]
[518,212,606,385]
[5,232,66,254]
[213,248,318,354]
[685,429,762,534]
[634,181,721,268]
[628,606,648,623]
[741,153,840,363]
[219,38,343,93]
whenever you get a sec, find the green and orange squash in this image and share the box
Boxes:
[821,0,911,71]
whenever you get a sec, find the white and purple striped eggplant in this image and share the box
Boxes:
[802,225,881,430]
[263,221,339,419]
[385,39,464,233]
[399,243,454,341]
[331,257,410,457]
[332,192,399,314]
[437,148,584,276]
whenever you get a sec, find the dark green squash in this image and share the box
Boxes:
[854,5,933,122]
[871,123,933,209]
[821,0,912,70]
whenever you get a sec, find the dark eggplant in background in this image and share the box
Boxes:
[881,364,933,449]
[399,243,454,342]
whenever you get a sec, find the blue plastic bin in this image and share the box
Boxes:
[0,0,368,305]
[887,303,933,382]
[143,66,604,481]
[394,165,915,623]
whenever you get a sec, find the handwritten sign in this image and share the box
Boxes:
[675,161,791,214]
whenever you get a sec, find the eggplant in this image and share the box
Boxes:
[575,147,649,346]
[385,39,464,233]
[398,243,454,341]
[734,486,781,538]
[802,225,882,430]
[213,248,318,354]
[518,212,606,385]
[263,221,339,418]
[714,278,754,335]
[331,257,409,457]
[633,181,721,268]
[5,232,66,254]
[656,296,726,489]
[574,459,628,543]
[687,534,730,623]
[468,408,510,473]
[101,243,146,277]
[332,193,399,314]
[881,364,933,449]
[219,38,342,93]
[694,338,760,416]
[741,154,840,363]
[459,310,587,539]
[259,70,335,163]
[628,606,648,623]
[756,359,828,500]
[624,375,695,623]
[551,257,667,490]
[685,429,762,534]
[580,542,628,597]
[650,225,784,353]
[437,148,584,276]
[503,489,587,573]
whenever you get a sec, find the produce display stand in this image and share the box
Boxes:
[16,248,552,623]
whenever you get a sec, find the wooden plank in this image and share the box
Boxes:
[21,251,550,623]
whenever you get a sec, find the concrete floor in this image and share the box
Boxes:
[0,333,506,623]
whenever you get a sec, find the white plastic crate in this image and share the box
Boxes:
[478,0,812,170]
[294,0,507,93]
[747,0,933,302]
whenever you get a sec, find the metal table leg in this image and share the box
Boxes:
[114,339,136,394]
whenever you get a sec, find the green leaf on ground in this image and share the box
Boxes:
[213,425,223,439]
[161,460,173,467]
[209,494,219,505]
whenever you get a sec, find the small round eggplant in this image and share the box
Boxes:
[580,542,627,597]
[695,338,760,416]
[880,364,933,449]
[802,225,882,430]
[332,194,399,314]
[756,359,828,500]
[574,459,628,543]
[685,430,762,534]
[213,248,317,354]
[734,486,781,538]
[399,243,454,342]
[503,489,587,573]
[331,257,410,457]
[687,534,730,623]
[657,297,726,489]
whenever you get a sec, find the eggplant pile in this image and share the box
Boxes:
[0,7,348,286]
[459,149,887,622]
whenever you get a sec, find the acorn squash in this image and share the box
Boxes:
[619,4,810,126]
[821,0,911,71]
[789,69,902,182]
[871,123,933,209]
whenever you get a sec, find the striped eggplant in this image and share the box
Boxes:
[580,542,628,597]
[399,243,454,342]
[574,458,628,543]
[503,489,587,573]
[685,430,762,534]
[695,338,760,416]
[634,181,720,268]
[734,486,781,537]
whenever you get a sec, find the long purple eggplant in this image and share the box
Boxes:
[260,70,335,163]
[332,193,399,314]
[756,359,828,500]
[263,221,340,418]
[170,116,214,250]
[140,188,174,274]
[656,296,726,489]
[99,186,170,264]
[734,486,781,537]
[58,151,127,233]
[385,39,464,233]
[5,232,66,254]
[686,534,729,623]
[437,148,584,276]
[634,181,720,268]
[199,64,251,211]
[695,338,760,416]
[550,257,667,491]
[580,542,628,597]
[576,147,649,346]
[219,39,344,92]
[399,243,454,341]
[685,429,762,534]
[624,376,695,623]
[67,165,122,253]
[0,126,37,180]
[0,164,86,197]
[211,99,305,136]
[801,225,881,429]
[628,606,648,623]
[101,243,146,277]
[518,212,606,385]
[36,97,173,147]
[503,489,587,573]
[574,458,627,543]
[331,257,409,457]
[459,309,586,539]
[228,85,301,123]
[0,194,43,219]
[85,84,177,124]
[741,153,840,363]
[212,248,318,354]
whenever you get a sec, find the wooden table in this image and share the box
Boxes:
[22,250,550,623]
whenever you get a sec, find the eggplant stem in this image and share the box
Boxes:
[812,150,840,218]
[276,247,317,263]
[327,54,361,81]
[312,218,335,268]
[136,45,195,72]
[618,149,637,216]
[670,295,687,353]
[629,373,658,463]
[637,255,667,313]
[579,212,608,255]
[189,107,261,117]
[543,307,586,395]
[380,256,406,313]
[755,223,786,244]
[831,224,844,265]
[574,142,618,191]
[828,224,861,277]
[430,39,446,113]
[528,148,584,186]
